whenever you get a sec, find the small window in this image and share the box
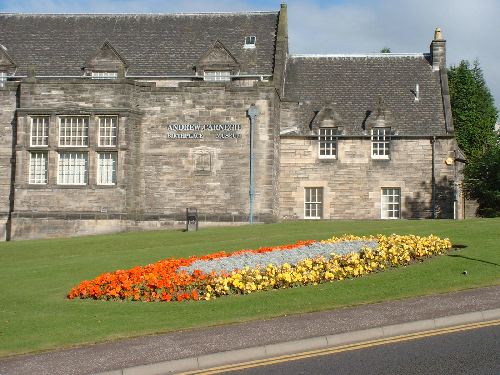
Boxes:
[58,152,88,185]
[29,152,48,184]
[204,71,231,82]
[30,116,49,147]
[305,187,323,219]
[0,71,7,88]
[98,116,118,147]
[244,36,256,48]
[319,127,338,159]
[381,188,400,219]
[59,117,89,147]
[97,152,117,185]
[371,127,390,159]
[91,71,118,79]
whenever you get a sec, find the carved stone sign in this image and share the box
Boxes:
[167,123,242,140]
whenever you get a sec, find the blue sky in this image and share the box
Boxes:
[1,0,499,111]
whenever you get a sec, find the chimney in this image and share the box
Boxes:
[273,2,289,91]
[430,27,446,71]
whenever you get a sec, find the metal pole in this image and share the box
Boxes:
[247,104,260,223]
[249,116,254,223]
[431,136,436,219]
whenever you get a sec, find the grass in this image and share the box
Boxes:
[0,219,499,357]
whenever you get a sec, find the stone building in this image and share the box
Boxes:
[0,4,463,240]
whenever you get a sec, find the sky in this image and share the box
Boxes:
[1,0,498,111]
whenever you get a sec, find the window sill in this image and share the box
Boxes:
[55,184,88,188]
[27,184,48,189]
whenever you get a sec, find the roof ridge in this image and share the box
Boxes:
[290,53,429,58]
[0,11,278,16]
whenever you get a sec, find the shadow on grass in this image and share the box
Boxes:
[448,254,500,267]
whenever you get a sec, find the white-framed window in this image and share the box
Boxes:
[305,187,323,219]
[98,116,118,147]
[57,152,88,185]
[59,117,89,147]
[371,127,391,159]
[91,71,118,79]
[204,71,231,82]
[29,152,48,184]
[30,116,49,147]
[381,187,401,219]
[0,71,7,87]
[319,127,338,159]
[97,152,117,185]
[244,36,256,48]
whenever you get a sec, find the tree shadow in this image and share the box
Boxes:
[404,177,455,219]
[447,254,500,267]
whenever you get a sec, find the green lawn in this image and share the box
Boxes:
[1,219,499,357]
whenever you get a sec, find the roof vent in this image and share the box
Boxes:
[413,83,420,102]
[244,36,256,49]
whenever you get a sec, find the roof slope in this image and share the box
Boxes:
[0,12,278,76]
[283,55,447,136]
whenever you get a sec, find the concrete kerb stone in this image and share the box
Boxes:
[433,311,484,328]
[326,327,384,347]
[381,319,436,337]
[264,336,328,357]
[93,308,500,375]
[122,357,198,375]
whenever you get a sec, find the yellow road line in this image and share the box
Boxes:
[180,319,500,374]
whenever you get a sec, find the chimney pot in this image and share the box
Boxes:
[434,27,443,41]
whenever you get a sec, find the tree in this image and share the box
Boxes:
[380,47,391,53]
[448,60,499,216]
[463,145,500,217]
[448,60,498,157]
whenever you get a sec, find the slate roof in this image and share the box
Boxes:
[283,55,448,136]
[0,12,278,76]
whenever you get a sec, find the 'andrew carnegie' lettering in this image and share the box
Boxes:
[167,124,242,131]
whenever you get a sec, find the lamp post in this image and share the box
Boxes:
[247,104,260,223]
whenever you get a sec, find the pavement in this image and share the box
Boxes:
[1,285,499,375]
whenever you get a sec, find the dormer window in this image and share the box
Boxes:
[0,71,6,88]
[204,71,231,82]
[84,41,127,79]
[244,36,256,49]
[371,127,391,159]
[91,71,118,80]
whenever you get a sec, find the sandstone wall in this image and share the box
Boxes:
[0,83,17,240]
[279,136,458,219]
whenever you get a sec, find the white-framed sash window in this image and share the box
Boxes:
[29,152,48,184]
[305,187,323,219]
[204,71,231,82]
[97,152,117,185]
[91,71,118,79]
[381,187,401,219]
[371,127,391,159]
[0,71,7,87]
[319,127,338,159]
[57,152,88,185]
[59,117,89,147]
[30,116,50,147]
[98,116,118,147]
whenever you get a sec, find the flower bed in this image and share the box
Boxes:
[68,234,452,302]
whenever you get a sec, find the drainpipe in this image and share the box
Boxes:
[431,136,436,219]
[247,104,260,223]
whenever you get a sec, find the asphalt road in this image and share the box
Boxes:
[223,323,500,375]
